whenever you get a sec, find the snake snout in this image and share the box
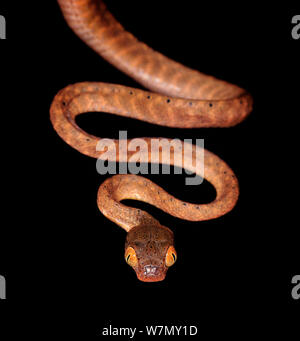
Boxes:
[136,264,167,282]
[144,265,158,275]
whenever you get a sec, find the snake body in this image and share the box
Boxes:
[50,0,253,282]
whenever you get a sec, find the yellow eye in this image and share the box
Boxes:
[165,246,177,267]
[125,247,138,267]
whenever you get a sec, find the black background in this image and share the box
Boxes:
[0,0,299,337]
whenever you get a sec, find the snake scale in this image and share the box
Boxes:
[50,0,253,282]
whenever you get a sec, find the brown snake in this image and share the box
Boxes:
[50,0,253,282]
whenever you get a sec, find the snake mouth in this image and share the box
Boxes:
[136,265,166,282]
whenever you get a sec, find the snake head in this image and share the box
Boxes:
[125,223,177,282]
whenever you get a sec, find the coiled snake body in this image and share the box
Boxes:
[50,0,253,282]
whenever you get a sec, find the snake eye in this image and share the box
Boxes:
[125,247,138,267]
[165,246,177,267]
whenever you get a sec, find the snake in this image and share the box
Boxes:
[50,0,253,282]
